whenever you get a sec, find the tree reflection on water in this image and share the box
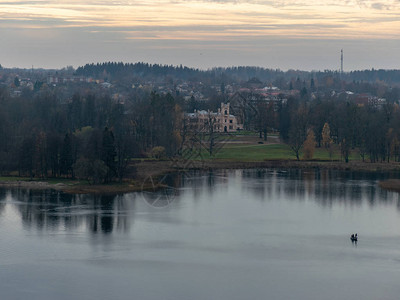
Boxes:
[240,168,400,208]
[0,168,399,237]
[4,189,132,235]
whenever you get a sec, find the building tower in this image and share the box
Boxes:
[340,49,343,74]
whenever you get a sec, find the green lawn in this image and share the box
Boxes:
[192,143,361,162]
[212,144,293,161]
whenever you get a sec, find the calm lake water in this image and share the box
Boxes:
[1,169,400,300]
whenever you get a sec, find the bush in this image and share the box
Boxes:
[150,146,166,159]
[73,158,108,184]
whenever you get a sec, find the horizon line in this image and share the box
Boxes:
[2,62,399,73]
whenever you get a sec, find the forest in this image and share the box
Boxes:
[75,62,400,86]
[0,87,183,183]
[1,63,400,184]
[277,97,400,163]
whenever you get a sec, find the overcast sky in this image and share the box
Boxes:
[1,0,399,71]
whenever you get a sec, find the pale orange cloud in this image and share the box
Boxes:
[1,0,399,40]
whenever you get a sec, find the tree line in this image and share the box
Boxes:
[274,97,400,162]
[0,87,182,183]
[224,91,400,163]
[74,62,400,87]
[1,83,400,183]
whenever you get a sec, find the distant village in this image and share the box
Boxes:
[0,64,395,116]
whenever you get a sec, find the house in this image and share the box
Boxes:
[185,103,243,133]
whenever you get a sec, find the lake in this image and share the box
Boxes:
[1,169,400,300]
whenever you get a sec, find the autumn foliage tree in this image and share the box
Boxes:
[321,122,332,148]
[303,130,316,160]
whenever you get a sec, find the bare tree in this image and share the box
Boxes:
[288,106,309,161]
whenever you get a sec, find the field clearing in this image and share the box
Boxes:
[197,142,361,162]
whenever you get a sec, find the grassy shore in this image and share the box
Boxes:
[198,143,359,162]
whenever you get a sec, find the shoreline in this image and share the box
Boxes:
[1,159,400,194]
[0,179,163,195]
[378,179,400,193]
[194,160,400,172]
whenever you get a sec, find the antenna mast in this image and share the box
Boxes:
[340,49,343,74]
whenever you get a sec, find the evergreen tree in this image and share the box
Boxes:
[14,76,20,87]
[102,127,116,183]
[60,133,73,177]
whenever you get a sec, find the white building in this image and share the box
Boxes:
[185,103,243,133]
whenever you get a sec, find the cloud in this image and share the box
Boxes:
[1,0,399,34]
[1,0,400,69]
[371,2,389,10]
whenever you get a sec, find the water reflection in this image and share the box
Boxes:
[241,168,400,211]
[164,168,400,210]
[0,189,6,216]
[1,168,399,237]
[2,169,400,300]
[4,189,132,235]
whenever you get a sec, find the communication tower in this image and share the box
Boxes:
[340,49,343,74]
